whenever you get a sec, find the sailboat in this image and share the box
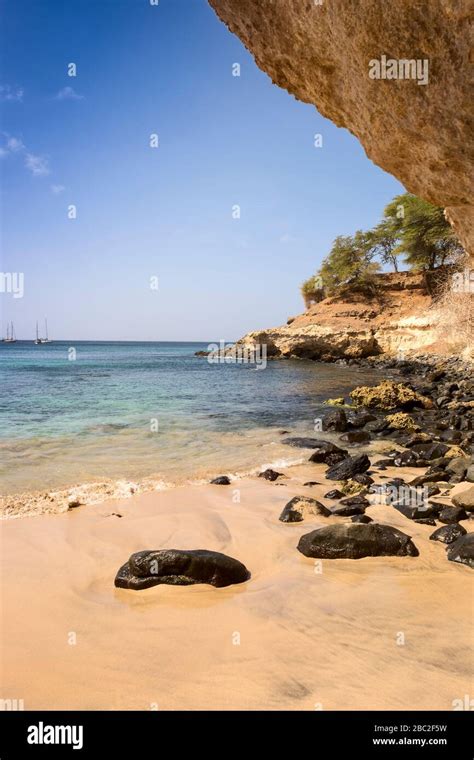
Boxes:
[34,319,51,345]
[2,321,17,343]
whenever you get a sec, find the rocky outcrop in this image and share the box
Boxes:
[226,272,469,360]
[350,381,433,411]
[115,549,251,589]
[209,0,473,258]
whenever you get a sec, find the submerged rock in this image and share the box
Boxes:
[446,534,474,569]
[115,549,251,590]
[297,523,419,559]
[325,454,371,481]
[279,496,331,523]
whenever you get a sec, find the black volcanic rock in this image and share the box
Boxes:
[331,503,367,516]
[339,430,371,444]
[446,534,474,569]
[347,411,377,429]
[430,524,467,544]
[351,514,373,524]
[324,489,344,499]
[339,495,371,508]
[281,437,330,449]
[410,442,450,460]
[322,409,347,432]
[352,473,374,486]
[392,503,434,520]
[438,506,468,524]
[297,523,419,559]
[414,517,437,525]
[325,454,371,481]
[279,496,331,523]
[115,549,250,590]
[210,476,231,485]
[258,468,283,481]
[309,442,348,466]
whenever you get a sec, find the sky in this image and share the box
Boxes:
[0,0,405,341]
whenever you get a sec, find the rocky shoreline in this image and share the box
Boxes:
[205,363,474,576]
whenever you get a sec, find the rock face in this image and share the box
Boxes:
[297,523,419,559]
[218,272,465,361]
[115,549,250,589]
[209,1,473,258]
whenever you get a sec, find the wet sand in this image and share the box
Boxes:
[1,462,472,710]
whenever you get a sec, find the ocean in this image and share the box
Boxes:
[0,341,387,495]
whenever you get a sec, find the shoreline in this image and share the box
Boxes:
[2,365,472,710]
[4,352,472,521]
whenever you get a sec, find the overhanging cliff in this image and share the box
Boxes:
[209,0,474,258]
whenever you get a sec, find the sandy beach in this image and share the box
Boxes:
[1,460,472,711]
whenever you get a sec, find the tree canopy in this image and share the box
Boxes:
[301,193,463,303]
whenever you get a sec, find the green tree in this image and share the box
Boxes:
[383,193,463,270]
[365,220,400,272]
[317,231,380,294]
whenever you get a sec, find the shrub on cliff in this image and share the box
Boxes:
[300,192,463,305]
[300,274,324,308]
[383,194,463,270]
[317,232,380,295]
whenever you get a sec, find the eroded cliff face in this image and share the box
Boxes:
[232,271,470,360]
[209,0,473,257]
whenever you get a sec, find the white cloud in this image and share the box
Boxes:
[6,136,24,152]
[0,85,24,102]
[54,86,84,101]
[51,184,65,194]
[25,153,50,176]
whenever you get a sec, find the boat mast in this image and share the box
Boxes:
[45,318,48,341]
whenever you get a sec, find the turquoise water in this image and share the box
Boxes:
[0,341,385,494]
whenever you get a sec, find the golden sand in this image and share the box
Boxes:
[1,462,472,710]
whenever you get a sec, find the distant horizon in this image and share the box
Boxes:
[1,338,221,343]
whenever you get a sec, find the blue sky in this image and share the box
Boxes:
[1,0,404,341]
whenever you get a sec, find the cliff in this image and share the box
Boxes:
[232,270,469,360]
[209,0,473,259]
